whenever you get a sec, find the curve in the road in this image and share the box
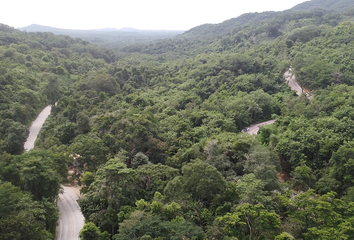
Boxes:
[23,105,84,240]
[284,67,313,98]
[245,67,314,135]
[283,68,303,96]
[247,119,276,135]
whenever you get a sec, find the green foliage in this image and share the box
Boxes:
[43,73,61,106]
[19,154,61,201]
[217,203,281,239]
[0,151,62,201]
[0,181,55,240]
[79,157,143,233]
[291,0,354,12]
[291,163,316,191]
[0,119,28,154]
[275,232,295,240]
[132,152,150,169]
[70,134,109,171]
[80,222,103,240]
[329,141,354,194]
[4,4,354,239]
[113,211,205,240]
[80,171,95,193]
[281,190,354,239]
[165,161,227,205]
[136,163,179,200]
[79,72,120,96]
[296,60,335,89]
[244,145,281,191]
[236,174,270,205]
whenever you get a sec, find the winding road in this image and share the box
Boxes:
[247,119,276,135]
[283,67,303,96]
[283,67,313,99]
[24,105,84,240]
[246,67,307,135]
[22,68,306,236]
[57,186,84,240]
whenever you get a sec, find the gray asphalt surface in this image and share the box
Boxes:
[24,105,52,151]
[23,105,84,240]
[283,68,303,96]
[247,119,276,135]
[245,67,311,135]
[56,186,85,240]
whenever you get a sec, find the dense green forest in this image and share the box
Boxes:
[2,0,354,239]
[0,23,119,239]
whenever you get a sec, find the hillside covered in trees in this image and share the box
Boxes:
[2,0,354,239]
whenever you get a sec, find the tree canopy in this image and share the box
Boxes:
[2,2,354,239]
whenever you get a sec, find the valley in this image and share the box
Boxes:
[2,0,354,239]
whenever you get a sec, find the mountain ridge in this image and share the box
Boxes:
[182,0,354,39]
[290,0,354,12]
[18,24,185,50]
[18,24,185,33]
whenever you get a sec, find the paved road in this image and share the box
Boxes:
[245,67,304,135]
[283,68,303,96]
[24,105,52,151]
[23,105,84,240]
[247,119,276,135]
[56,186,85,240]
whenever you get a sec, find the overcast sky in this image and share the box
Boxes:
[2,0,308,30]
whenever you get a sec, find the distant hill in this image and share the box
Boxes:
[19,24,185,34]
[19,24,75,33]
[18,24,185,50]
[118,0,354,59]
[290,0,354,12]
[18,0,354,52]
[182,0,354,39]
[94,27,138,32]
[183,0,354,38]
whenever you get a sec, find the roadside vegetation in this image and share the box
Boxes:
[2,0,354,239]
